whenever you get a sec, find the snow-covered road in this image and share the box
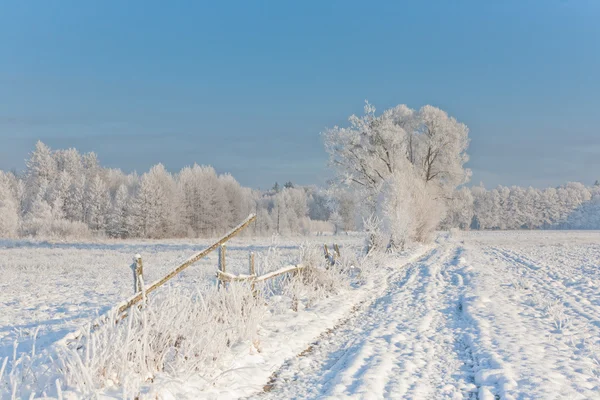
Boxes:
[255,235,600,400]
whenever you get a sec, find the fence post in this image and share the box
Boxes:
[324,244,334,267]
[249,251,256,295]
[218,245,227,290]
[133,254,145,302]
[334,243,341,258]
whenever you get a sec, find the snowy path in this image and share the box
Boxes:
[255,244,478,399]
[253,236,600,400]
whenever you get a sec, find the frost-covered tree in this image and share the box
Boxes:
[323,102,470,244]
[324,102,470,200]
[46,170,71,219]
[176,164,229,237]
[106,184,131,238]
[378,165,444,248]
[23,141,57,213]
[54,148,83,177]
[63,178,86,223]
[0,172,19,238]
[324,102,406,203]
[85,175,110,231]
[131,164,177,238]
[307,189,331,221]
[21,196,53,237]
[442,187,474,230]
[413,105,471,190]
[326,188,357,233]
[273,187,309,235]
[82,151,101,180]
[219,173,252,231]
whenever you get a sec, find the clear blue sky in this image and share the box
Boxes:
[1,0,599,189]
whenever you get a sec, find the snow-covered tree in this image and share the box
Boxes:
[326,188,357,233]
[0,172,19,238]
[413,105,471,191]
[131,164,177,238]
[106,184,131,238]
[323,102,470,244]
[176,164,229,237]
[442,187,474,230]
[63,178,86,223]
[21,196,53,237]
[54,148,83,177]
[272,187,309,235]
[23,141,57,213]
[85,175,110,231]
[378,165,445,248]
[46,170,71,219]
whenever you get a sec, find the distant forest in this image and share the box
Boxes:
[0,139,598,240]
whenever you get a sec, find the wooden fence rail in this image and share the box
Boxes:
[58,217,341,348]
[58,213,257,347]
[216,242,341,286]
[116,213,256,315]
[216,264,305,284]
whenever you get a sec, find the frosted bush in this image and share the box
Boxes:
[376,168,445,250]
[280,243,358,311]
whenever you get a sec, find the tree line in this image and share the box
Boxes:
[1,104,598,241]
[0,142,343,239]
[443,182,600,231]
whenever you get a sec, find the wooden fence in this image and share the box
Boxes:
[59,214,256,346]
[215,242,343,286]
[58,213,342,347]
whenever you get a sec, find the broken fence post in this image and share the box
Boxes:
[324,244,335,267]
[334,243,341,258]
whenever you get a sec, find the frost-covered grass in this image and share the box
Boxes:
[0,234,366,398]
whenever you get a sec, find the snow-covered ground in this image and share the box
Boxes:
[0,235,360,361]
[257,231,600,400]
[1,231,600,399]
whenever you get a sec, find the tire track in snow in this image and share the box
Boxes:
[255,247,442,399]
[253,243,478,399]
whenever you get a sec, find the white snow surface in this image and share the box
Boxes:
[256,231,600,400]
[2,231,600,399]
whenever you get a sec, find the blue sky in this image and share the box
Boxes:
[1,0,599,189]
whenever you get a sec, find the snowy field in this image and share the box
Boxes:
[1,231,600,399]
[0,234,361,361]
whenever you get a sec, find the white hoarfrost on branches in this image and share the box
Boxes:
[442,186,474,230]
[378,168,445,249]
[323,101,471,245]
